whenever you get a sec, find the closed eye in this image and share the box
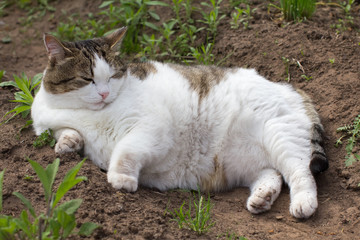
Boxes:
[111,72,123,79]
[81,76,94,82]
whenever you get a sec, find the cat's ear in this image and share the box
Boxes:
[43,34,72,64]
[104,27,127,49]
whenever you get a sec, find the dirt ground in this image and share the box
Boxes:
[1,0,360,239]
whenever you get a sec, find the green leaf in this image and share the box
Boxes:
[0,170,4,212]
[144,22,159,31]
[0,215,17,238]
[0,81,17,88]
[28,158,59,204]
[145,1,169,6]
[57,210,76,238]
[49,219,61,239]
[53,159,87,208]
[148,11,160,20]
[0,70,5,81]
[12,192,36,218]
[55,199,83,215]
[78,222,99,236]
[13,210,33,238]
[99,0,114,8]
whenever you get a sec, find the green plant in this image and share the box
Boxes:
[271,0,316,22]
[170,189,214,235]
[230,5,256,29]
[0,158,98,239]
[218,232,248,240]
[0,73,42,125]
[0,70,5,81]
[301,74,312,81]
[281,56,291,81]
[99,0,168,54]
[0,170,4,212]
[199,0,226,41]
[33,129,56,148]
[17,0,56,27]
[189,43,215,65]
[329,58,335,64]
[336,114,360,166]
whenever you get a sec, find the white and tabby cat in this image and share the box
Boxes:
[31,27,328,218]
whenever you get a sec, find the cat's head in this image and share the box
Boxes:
[42,27,127,110]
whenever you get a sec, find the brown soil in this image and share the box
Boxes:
[1,1,360,239]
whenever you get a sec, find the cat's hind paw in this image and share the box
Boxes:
[107,172,138,192]
[55,130,83,154]
[290,191,318,218]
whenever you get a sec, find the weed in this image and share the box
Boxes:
[199,0,226,41]
[169,189,214,235]
[0,70,5,81]
[33,129,56,148]
[23,175,34,181]
[336,114,360,166]
[281,56,291,81]
[99,0,168,54]
[0,158,98,239]
[230,4,256,30]
[0,73,42,125]
[270,0,316,22]
[301,74,312,81]
[218,232,248,240]
[329,58,335,64]
[0,170,3,212]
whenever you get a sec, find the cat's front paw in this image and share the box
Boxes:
[55,131,83,154]
[107,172,138,192]
[290,191,318,218]
[247,191,273,214]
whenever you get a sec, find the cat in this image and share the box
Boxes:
[31,27,328,219]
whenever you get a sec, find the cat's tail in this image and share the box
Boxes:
[297,89,329,175]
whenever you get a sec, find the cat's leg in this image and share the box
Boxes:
[54,128,84,154]
[246,168,282,214]
[284,164,318,219]
[265,122,318,218]
[107,129,170,192]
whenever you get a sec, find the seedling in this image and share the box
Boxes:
[189,43,215,65]
[0,73,42,125]
[230,5,256,29]
[199,0,226,41]
[169,189,214,235]
[218,232,248,240]
[0,158,98,239]
[336,114,360,166]
[301,74,312,81]
[281,56,291,81]
[0,170,4,212]
[329,58,335,64]
[33,129,56,148]
[0,70,5,81]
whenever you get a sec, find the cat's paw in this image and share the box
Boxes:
[247,191,274,214]
[107,172,138,192]
[290,191,318,218]
[55,131,83,154]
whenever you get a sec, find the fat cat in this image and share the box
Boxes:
[31,27,328,219]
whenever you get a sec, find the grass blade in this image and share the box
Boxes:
[0,169,4,212]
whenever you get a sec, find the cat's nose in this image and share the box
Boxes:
[100,92,109,100]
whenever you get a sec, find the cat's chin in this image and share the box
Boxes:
[88,102,107,110]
